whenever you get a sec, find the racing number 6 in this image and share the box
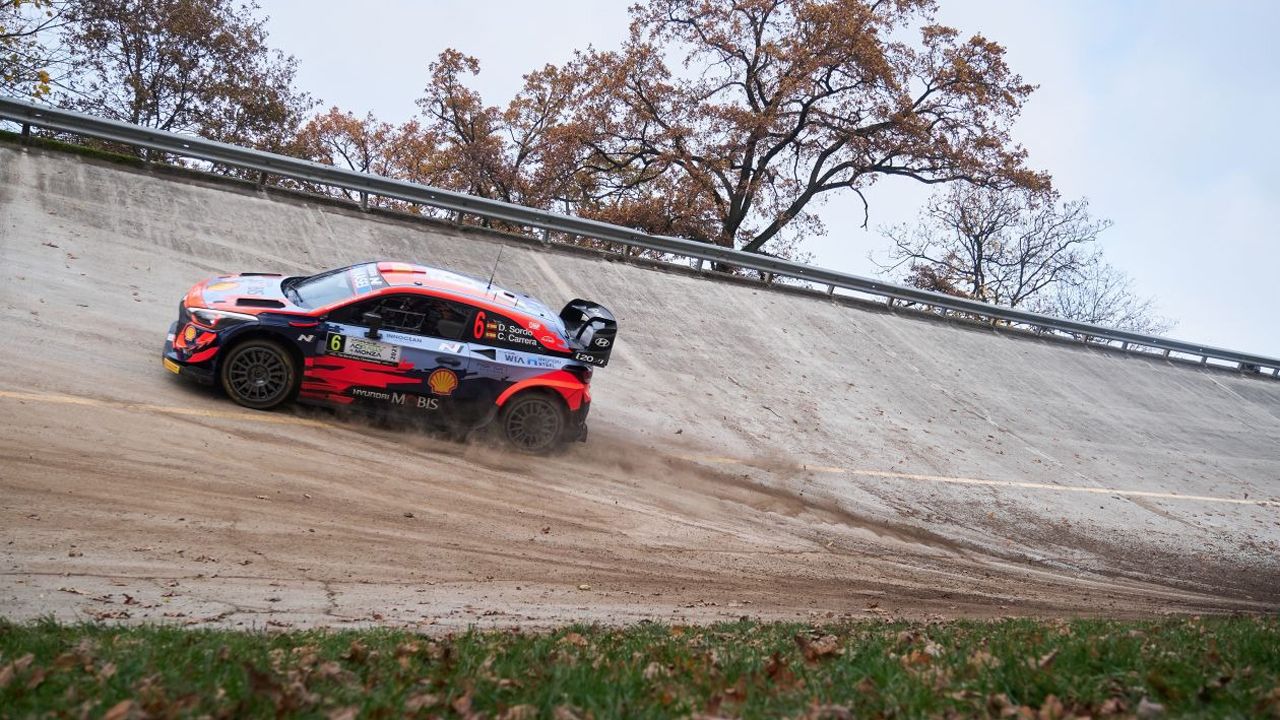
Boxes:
[473,311,487,340]
[329,334,343,352]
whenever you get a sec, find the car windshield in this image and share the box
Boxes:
[283,265,364,308]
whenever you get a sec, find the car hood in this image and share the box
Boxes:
[184,273,306,314]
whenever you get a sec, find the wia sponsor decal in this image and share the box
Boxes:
[499,351,563,369]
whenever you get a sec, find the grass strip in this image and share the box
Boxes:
[2,617,1278,718]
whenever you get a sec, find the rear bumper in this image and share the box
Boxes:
[163,322,216,385]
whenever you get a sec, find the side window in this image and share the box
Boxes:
[469,309,545,353]
[331,295,471,340]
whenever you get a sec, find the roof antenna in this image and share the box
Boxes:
[485,245,504,295]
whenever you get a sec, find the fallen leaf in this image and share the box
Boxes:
[405,692,440,711]
[1137,697,1165,719]
[1031,648,1059,670]
[553,706,584,720]
[560,632,589,647]
[1038,694,1065,720]
[102,700,134,720]
[342,639,369,664]
[1099,697,1127,715]
[796,633,842,663]
[501,705,538,720]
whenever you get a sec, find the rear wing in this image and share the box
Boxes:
[559,299,617,367]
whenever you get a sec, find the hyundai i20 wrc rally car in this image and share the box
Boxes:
[162,261,616,454]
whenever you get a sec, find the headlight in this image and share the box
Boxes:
[187,307,259,329]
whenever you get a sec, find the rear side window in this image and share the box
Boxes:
[334,294,471,340]
[470,310,546,353]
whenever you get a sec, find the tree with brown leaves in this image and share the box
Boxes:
[57,0,311,152]
[413,50,588,213]
[565,0,1047,255]
[0,0,70,98]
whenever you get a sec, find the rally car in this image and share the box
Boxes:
[162,261,616,453]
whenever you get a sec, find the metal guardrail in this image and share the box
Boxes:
[2,95,1277,376]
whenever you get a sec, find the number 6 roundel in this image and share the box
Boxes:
[473,311,487,339]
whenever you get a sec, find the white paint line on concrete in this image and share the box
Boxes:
[675,454,1279,508]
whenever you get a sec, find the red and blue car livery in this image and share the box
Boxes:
[162,261,616,453]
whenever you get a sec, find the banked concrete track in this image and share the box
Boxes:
[1,142,1278,628]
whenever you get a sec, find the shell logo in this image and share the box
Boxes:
[428,368,459,396]
[183,325,198,342]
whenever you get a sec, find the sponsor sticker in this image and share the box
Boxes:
[206,281,237,291]
[428,368,459,396]
[439,341,464,354]
[499,351,563,369]
[349,264,387,294]
[326,332,401,366]
[350,387,439,411]
[163,358,180,374]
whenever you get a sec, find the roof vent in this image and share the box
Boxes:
[235,298,286,308]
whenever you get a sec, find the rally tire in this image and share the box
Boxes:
[498,392,568,455]
[219,338,299,411]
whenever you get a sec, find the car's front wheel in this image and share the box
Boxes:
[220,338,298,410]
[499,392,568,454]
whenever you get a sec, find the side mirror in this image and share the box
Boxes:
[363,312,383,339]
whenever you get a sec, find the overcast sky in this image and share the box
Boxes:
[259,0,1279,357]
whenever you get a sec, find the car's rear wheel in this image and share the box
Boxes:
[499,392,568,454]
[220,338,298,410]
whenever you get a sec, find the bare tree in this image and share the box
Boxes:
[1035,259,1173,335]
[879,185,1171,333]
[880,186,1110,307]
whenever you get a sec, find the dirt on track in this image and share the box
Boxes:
[1,143,1278,629]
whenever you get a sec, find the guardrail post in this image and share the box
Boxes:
[359,191,369,211]
[1121,342,1129,351]
[21,122,30,138]
[1201,355,1209,366]
[1162,349,1171,358]
[826,284,835,297]
[256,171,267,189]
[886,297,895,308]
[1273,367,1279,378]
[695,259,705,272]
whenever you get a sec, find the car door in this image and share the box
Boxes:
[462,307,573,403]
[313,293,474,416]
